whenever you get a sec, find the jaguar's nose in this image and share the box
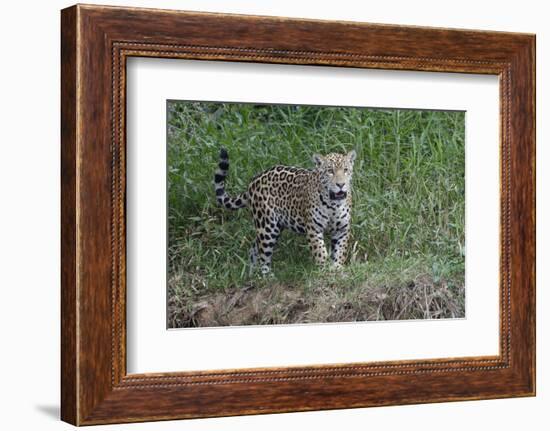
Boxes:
[336,183,345,189]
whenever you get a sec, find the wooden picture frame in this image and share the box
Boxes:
[61,4,535,425]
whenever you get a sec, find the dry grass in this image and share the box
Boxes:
[168,260,465,328]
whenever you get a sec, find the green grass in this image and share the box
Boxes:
[167,101,465,328]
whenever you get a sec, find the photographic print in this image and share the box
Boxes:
[167,101,465,328]
[61,6,536,423]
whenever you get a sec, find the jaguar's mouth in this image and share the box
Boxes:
[329,190,347,200]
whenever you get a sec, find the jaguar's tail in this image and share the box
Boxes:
[214,148,248,210]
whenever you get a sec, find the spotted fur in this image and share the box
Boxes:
[214,148,356,274]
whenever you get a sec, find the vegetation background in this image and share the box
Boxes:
[167,101,465,328]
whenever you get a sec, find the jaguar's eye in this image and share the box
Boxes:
[328,168,334,175]
[344,168,349,174]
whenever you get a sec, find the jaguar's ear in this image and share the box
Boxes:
[312,154,325,168]
[347,150,357,164]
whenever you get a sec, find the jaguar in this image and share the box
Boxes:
[214,148,356,274]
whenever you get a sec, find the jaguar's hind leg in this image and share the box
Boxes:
[253,219,281,275]
[249,242,259,266]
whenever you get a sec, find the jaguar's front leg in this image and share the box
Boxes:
[307,228,328,266]
[330,226,351,268]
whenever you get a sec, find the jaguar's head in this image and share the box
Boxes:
[312,150,356,201]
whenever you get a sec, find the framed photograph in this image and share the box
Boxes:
[61,4,535,425]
